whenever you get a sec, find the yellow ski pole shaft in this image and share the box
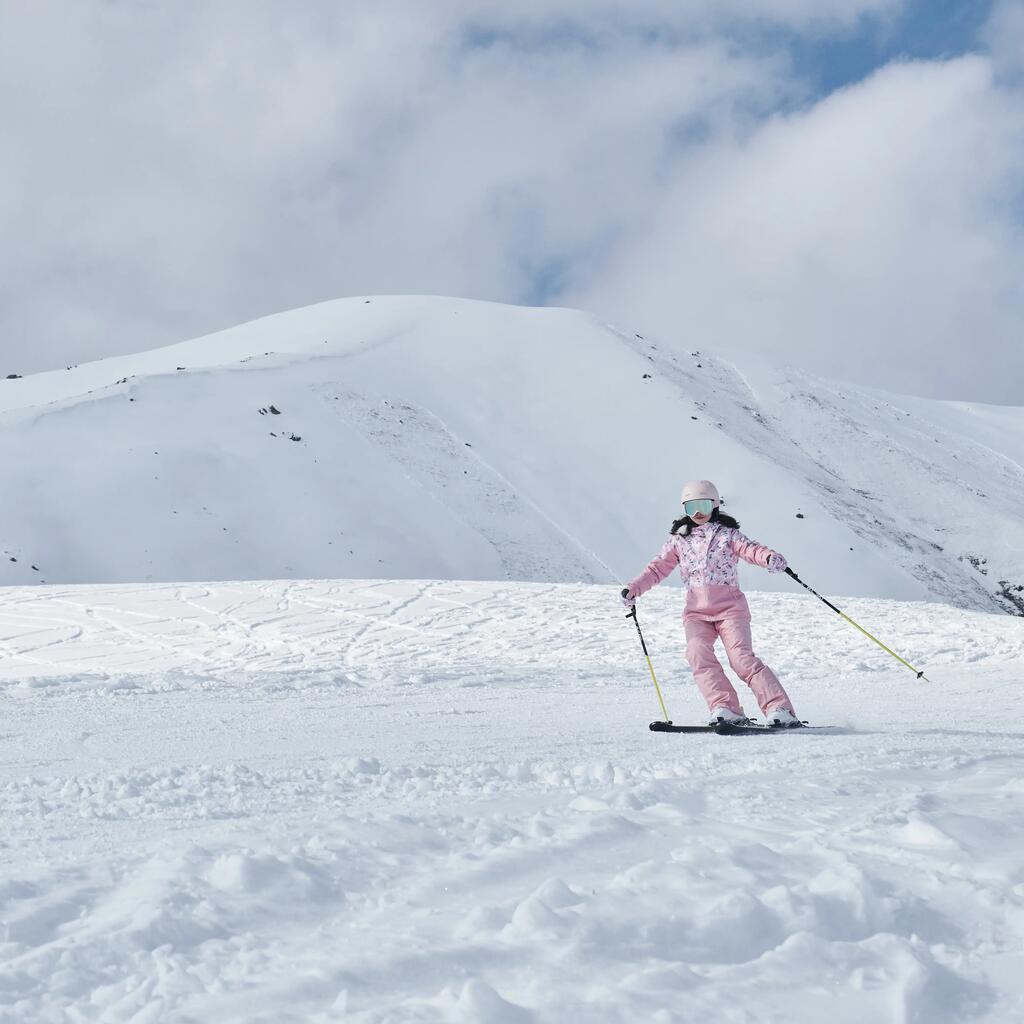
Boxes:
[785,568,929,681]
[626,607,671,722]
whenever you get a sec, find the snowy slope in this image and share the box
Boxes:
[1,295,1022,612]
[1,579,1023,1022]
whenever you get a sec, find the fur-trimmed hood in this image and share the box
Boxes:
[670,509,740,537]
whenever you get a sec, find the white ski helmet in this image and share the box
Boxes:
[680,479,720,506]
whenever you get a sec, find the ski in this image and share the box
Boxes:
[649,722,720,733]
[717,722,806,736]
[650,720,832,735]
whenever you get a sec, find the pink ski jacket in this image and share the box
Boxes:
[627,523,784,621]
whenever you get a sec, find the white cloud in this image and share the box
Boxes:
[0,1,797,369]
[566,55,1024,401]
[4,0,1023,403]
[983,0,1024,77]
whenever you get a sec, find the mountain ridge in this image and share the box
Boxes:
[1,294,1020,612]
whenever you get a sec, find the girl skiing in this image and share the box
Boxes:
[621,480,800,727]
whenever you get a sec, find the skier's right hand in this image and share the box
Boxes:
[620,586,636,609]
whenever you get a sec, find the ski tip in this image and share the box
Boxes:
[649,720,674,732]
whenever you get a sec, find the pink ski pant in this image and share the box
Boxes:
[684,615,793,715]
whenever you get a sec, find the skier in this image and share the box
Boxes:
[620,480,800,728]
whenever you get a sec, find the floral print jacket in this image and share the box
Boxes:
[628,523,785,597]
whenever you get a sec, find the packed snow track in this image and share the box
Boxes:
[1,579,1022,1023]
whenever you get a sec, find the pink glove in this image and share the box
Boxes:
[620,586,636,609]
[768,553,788,575]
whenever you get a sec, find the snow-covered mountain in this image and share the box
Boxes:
[2,295,1022,612]
[4,298,1023,1019]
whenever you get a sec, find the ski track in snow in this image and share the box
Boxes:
[1,579,1023,1023]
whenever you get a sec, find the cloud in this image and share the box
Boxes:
[0,1,793,368]
[983,0,1024,77]
[567,53,1024,401]
[2,0,1022,403]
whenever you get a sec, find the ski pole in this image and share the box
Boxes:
[625,606,671,722]
[785,567,929,681]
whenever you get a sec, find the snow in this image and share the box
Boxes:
[1,293,1023,1018]
[2,577,1023,1022]
[1,294,1022,613]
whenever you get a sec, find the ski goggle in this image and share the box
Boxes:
[683,498,715,518]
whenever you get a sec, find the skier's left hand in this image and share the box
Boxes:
[768,553,788,574]
[620,586,636,609]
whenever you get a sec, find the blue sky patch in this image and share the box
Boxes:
[783,0,996,98]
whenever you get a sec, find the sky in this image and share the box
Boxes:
[2,0,1023,402]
